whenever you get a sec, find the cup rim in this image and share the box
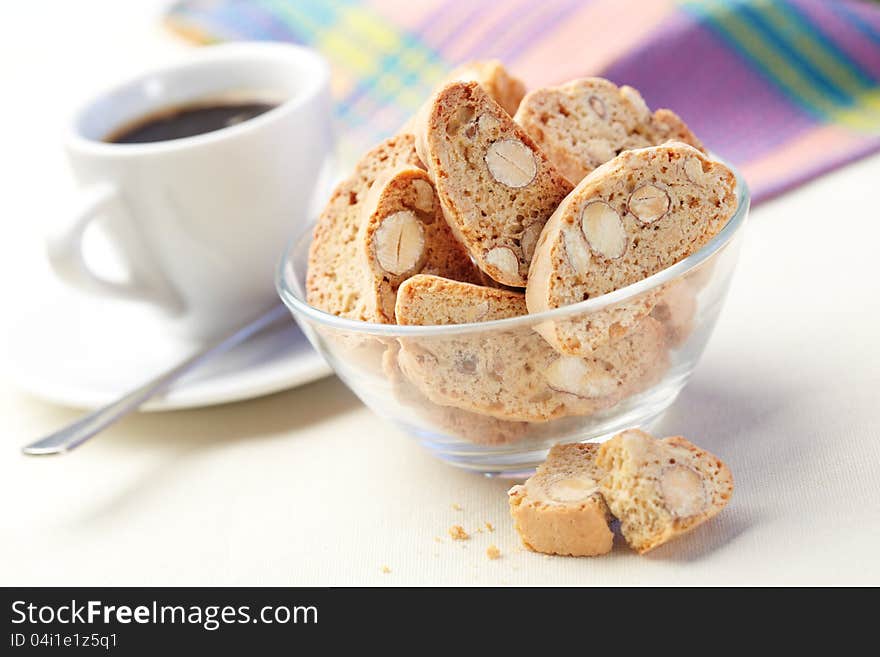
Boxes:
[276,156,751,336]
[66,42,330,156]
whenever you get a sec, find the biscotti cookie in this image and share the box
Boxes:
[526,142,737,355]
[307,134,422,320]
[359,165,482,322]
[515,77,704,184]
[382,343,529,446]
[446,59,526,117]
[395,276,668,422]
[508,443,613,556]
[402,60,527,136]
[395,273,528,324]
[596,429,734,554]
[414,81,574,286]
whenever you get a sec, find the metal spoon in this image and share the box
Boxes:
[21,304,291,456]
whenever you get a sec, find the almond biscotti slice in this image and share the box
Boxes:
[414,81,574,286]
[515,77,704,184]
[382,342,529,446]
[596,429,734,554]
[359,166,482,323]
[395,275,668,422]
[446,59,526,117]
[401,60,526,135]
[306,134,422,321]
[508,443,613,556]
[526,142,737,355]
[395,273,527,324]
[395,275,606,421]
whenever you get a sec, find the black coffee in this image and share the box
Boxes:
[106,100,277,144]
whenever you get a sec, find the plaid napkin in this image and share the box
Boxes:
[166,0,880,202]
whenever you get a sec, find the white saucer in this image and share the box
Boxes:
[4,286,331,411]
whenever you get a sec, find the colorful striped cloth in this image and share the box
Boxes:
[166,0,880,202]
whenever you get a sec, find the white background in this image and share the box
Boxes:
[1,1,878,585]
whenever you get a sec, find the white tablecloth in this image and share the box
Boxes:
[1,1,878,586]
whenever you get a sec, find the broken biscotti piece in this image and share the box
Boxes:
[526,142,737,355]
[508,443,613,556]
[515,77,704,185]
[596,429,734,554]
[359,165,482,323]
[306,134,422,321]
[395,275,668,422]
[415,81,573,286]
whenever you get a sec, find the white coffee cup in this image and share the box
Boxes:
[50,42,335,340]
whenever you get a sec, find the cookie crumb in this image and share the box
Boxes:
[451,503,462,511]
[381,565,391,574]
[485,521,495,532]
[449,525,470,540]
[433,536,443,543]
[486,545,501,560]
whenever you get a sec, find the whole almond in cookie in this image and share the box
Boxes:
[414,81,573,287]
[509,442,613,557]
[359,166,482,323]
[526,142,737,356]
[596,429,734,554]
[515,77,704,185]
[306,134,422,321]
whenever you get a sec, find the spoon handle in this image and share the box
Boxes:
[21,304,290,456]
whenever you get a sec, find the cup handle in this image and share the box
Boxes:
[46,183,181,312]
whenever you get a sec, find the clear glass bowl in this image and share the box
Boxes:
[277,166,749,476]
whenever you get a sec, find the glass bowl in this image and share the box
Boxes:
[277,166,749,476]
